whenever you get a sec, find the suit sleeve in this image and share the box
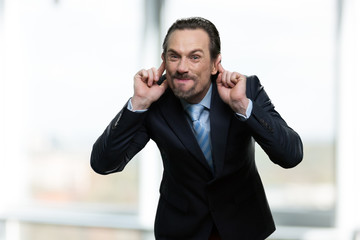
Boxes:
[244,75,303,168]
[90,101,150,175]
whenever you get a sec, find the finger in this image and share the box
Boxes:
[157,61,166,78]
[236,73,246,84]
[226,71,235,88]
[222,71,230,88]
[230,72,241,85]
[138,69,148,82]
[218,62,225,73]
[147,68,156,87]
[160,78,169,89]
[217,63,229,86]
[216,71,223,84]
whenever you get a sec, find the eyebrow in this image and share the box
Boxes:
[167,48,205,55]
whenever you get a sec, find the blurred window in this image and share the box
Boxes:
[163,0,336,227]
[1,0,143,211]
[0,0,336,239]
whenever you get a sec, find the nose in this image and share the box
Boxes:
[177,57,189,73]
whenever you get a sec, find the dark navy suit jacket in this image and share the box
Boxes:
[91,75,303,240]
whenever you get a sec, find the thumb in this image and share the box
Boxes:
[218,62,225,73]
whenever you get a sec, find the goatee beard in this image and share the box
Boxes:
[170,73,197,101]
[172,86,197,101]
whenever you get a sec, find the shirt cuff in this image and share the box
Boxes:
[235,99,253,119]
[127,98,148,113]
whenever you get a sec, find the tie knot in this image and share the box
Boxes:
[186,104,204,121]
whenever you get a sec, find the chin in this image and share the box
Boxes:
[174,88,199,102]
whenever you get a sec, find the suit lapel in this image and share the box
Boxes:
[210,84,232,177]
[158,90,211,170]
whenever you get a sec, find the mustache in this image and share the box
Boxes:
[172,72,195,80]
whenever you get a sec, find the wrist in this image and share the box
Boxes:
[131,95,151,110]
[232,98,249,115]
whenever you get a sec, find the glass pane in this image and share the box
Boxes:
[19,223,142,240]
[256,142,335,210]
[3,0,143,209]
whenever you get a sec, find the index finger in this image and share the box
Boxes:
[215,62,225,84]
[218,62,225,73]
[157,61,166,79]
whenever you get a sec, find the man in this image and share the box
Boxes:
[91,17,303,240]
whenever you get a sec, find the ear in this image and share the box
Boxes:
[211,54,222,75]
[161,53,165,62]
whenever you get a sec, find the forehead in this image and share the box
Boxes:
[167,29,210,54]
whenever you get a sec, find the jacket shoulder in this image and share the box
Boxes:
[246,75,263,99]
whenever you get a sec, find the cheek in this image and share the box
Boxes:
[197,67,211,80]
[165,62,176,73]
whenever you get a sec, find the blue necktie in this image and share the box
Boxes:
[186,104,213,171]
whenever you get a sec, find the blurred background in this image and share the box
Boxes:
[0,0,359,239]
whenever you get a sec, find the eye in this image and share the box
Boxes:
[190,55,200,61]
[168,54,179,61]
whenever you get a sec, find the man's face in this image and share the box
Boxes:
[163,29,218,104]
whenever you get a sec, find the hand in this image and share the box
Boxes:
[131,61,168,110]
[216,63,249,115]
